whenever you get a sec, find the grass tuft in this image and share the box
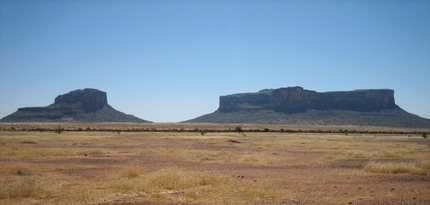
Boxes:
[364,161,427,175]
[324,154,336,160]
[109,168,288,203]
[0,177,51,199]
[18,140,37,144]
[345,149,399,159]
[121,166,141,178]
[9,166,32,176]
[146,168,198,190]
[76,149,106,156]
[417,160,430,169]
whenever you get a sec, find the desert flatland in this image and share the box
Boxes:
[1,123,429,204]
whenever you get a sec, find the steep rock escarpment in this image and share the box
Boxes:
[0,88,150,122]
[219,87,397,113]
[54,88,108,113]
[219,89,273,112]
[186,86,430,128]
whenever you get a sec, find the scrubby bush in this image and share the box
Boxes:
[54,126,64,134]
[234,126,243,134]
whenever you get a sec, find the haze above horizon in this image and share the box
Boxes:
[1,1,429,122]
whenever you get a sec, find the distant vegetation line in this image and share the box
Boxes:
[1,125,427,136]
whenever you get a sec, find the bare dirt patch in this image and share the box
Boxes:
[1,124,429,204]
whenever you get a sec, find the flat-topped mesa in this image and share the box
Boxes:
[187,86,430,127]
[54,88,108,113]
[218,86,398,113]
[0,88,149,122]
[219,89,273,112]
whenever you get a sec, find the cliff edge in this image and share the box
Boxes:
[186,87,430,128]
[219,86,398,113]
[0,88,150,122]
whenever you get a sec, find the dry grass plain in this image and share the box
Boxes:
[0,123,429,204]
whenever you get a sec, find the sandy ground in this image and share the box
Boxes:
[0,125,429,204]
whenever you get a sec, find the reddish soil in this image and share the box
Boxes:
[1,129,429,205]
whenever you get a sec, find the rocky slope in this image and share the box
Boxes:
[186,87,430,128]
[0,88,150,122]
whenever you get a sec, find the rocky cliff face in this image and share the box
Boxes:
[54,88,108,113]
[219,89,273,112]
[219,86,398,113]
[0,88,150,122]
[186,86,430,127]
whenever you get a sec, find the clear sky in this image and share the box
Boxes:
[1,0,429,122]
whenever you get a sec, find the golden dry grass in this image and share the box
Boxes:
[110,167,288,203]
[8,166,32,176]
[0,146,109,159]
[0,123,429,204]
[0,177,52,200]
[344,149,399,158]
[18,140,37,144]
[417,160,430,169]
[121,166,141,178]
[364,161,428,175]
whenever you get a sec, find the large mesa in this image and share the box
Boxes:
[54,88,108,113]
[219,86,398,113]
[186,86,430,128]
[0,88,150,122]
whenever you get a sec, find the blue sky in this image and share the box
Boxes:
[1,0,429,122]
